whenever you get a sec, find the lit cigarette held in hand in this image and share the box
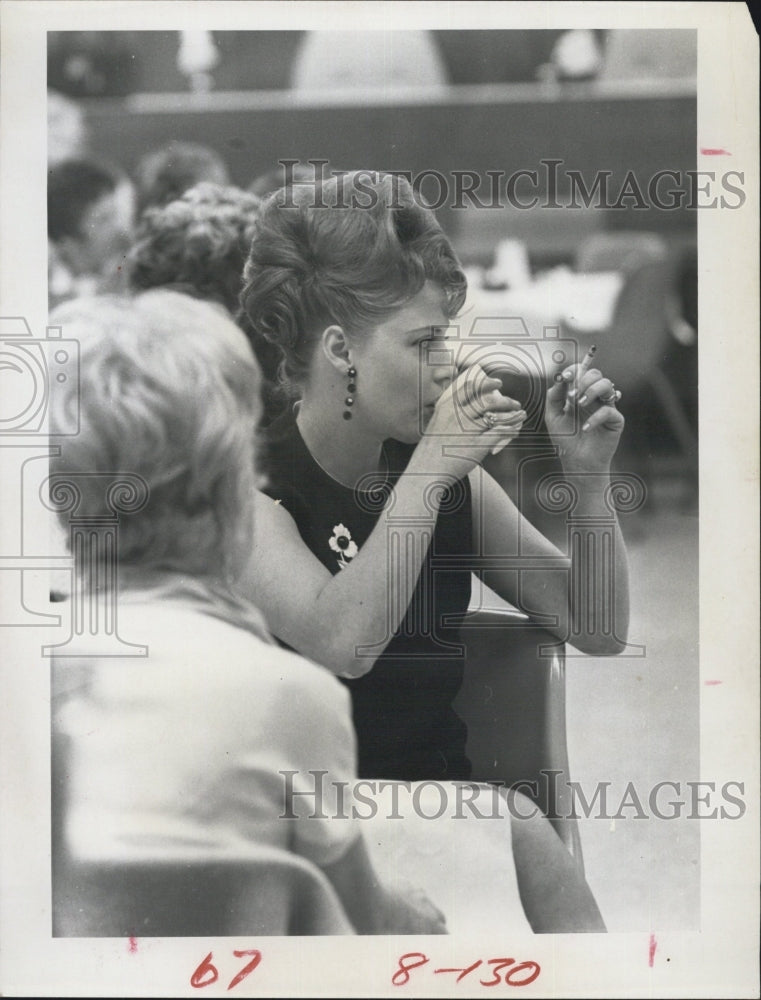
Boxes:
[579,344,597,375]
[566,344,596,401]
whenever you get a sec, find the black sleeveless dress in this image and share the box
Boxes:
[262,411,474,781]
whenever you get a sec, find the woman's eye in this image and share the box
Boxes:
[416,328,447,345]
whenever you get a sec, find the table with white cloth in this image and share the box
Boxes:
[458,266,624,365]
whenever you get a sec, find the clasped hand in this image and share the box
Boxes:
[422,363,527,474]
[431,345,624,475]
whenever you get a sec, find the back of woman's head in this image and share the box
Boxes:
[49,290,261,581]
[127,183,261,315]
[239,171,467,394]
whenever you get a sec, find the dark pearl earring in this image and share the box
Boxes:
[343,366,357,420]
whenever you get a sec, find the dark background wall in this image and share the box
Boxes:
[79,90,697,264]
[49,30,697,267]
[48,30,607,96]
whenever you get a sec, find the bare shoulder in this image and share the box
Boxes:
[252,488,299,530]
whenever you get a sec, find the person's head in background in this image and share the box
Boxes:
[48,158,135,293]
[127,183,261,316]
[134,141,230,218]
[47,90,89,166]
[239,171,466,441]
[48,290,263,587]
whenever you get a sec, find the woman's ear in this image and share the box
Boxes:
[321,324,353,374]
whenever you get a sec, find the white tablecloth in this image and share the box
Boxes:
[453,268,624,371]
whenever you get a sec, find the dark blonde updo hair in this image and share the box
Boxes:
[239,171,467,397]
[128,183,261,315]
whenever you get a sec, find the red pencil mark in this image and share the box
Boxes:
[700,148,731,155]
[128,936,138,954]
[649,934,657,967]
[705,680,723,686]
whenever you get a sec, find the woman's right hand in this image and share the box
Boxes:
[417,364,527,479]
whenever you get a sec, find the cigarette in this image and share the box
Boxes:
[567,344,597,402]
[579,344,597,375]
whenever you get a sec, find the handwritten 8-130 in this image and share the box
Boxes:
[393,952,541,987]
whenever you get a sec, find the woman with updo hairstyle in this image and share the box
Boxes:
[240,169,629,758]
[239,172,630,929]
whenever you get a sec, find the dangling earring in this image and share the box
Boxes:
[343,365,357,420]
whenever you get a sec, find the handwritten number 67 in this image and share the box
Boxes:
[190,949,262,990]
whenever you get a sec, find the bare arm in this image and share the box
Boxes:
[243,463,441,678]
[470,359,630,655]
[470,465,629,654]
[240,368,526,678]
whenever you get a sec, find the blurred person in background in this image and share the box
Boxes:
[433,29,606,85]
[50,290,602,935]
[48,30,139,98]
[47,89,89,166]
[126,181,283,422]
[48,158,135,309]
[133,140,231,217]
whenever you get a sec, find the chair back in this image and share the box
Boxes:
[567,256,678,391]
[452,608,584,869]
[51,729,355,937]
[52,852,355,937]
[572,237,697,478]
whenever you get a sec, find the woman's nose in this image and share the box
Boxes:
[428,352,455,383]
[428,364,453,395]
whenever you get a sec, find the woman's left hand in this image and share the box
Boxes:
[545,363,625,472]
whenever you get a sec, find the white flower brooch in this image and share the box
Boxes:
[328,523,358,570]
